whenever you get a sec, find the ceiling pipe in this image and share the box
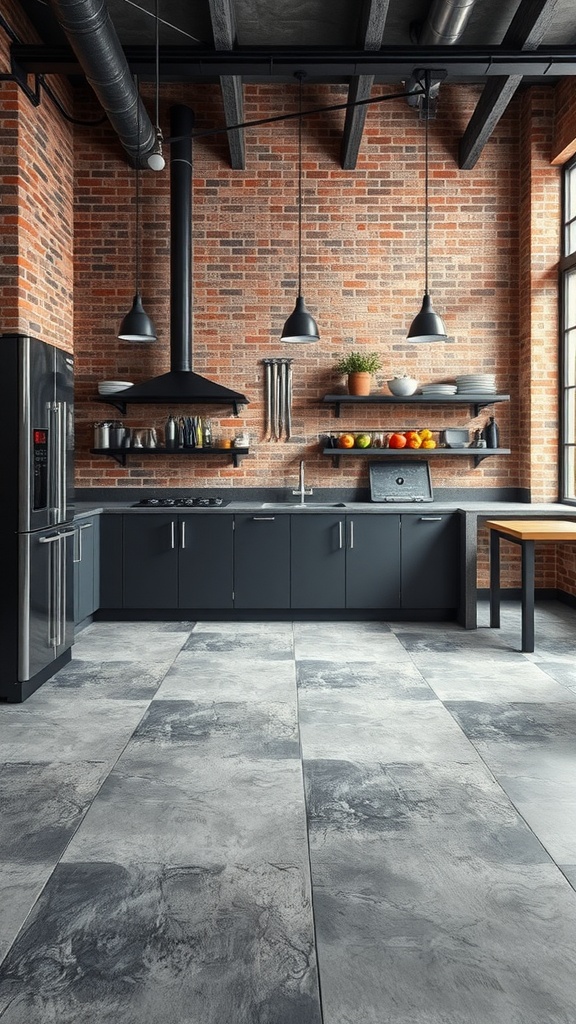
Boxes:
[46,0,156,164]
[407,0,478,111]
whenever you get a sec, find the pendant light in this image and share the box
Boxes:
[281,72,319,343]
[147,0,165,172]
[118,79,157,342]
[407,70,447,343]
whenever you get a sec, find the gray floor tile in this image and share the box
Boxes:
[294,631,412,663]
[296,659,434,699]
[0,861,322,1024]
[156,652,297,703]
[495,774,576,863]
[420,660,576,702]
[73,627,189,663]
[0,700,150,764]
[182,631,293,659]
[48,658,170,700]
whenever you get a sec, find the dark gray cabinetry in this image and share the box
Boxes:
[291,515,345,608]
[179,516,233,608]
[123,514,178,608]
[401,513,460,609]
[346,514,400,608]
[73,516,100,625]
[121,514,234,609]
[291,514,401,609]
[234,514,290,608]
[99,514,123,609]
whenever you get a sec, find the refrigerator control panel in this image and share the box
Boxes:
[33,428,48,510]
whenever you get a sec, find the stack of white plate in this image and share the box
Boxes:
[455,374,496,394]
[98,380,133,395]
[420,383,458,396]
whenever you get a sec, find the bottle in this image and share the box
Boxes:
[483,416,500,449]
[203,418,212,447]
[165,414,177,449]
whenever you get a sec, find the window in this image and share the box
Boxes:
[560,158,576,502]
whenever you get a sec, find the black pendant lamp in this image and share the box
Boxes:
[118,81,157,342]
[407,71,447,343]
[281,72,319,344]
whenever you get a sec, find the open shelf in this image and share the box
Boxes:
[322,447,511,468]
[90,446,249,468]
[322,394,510,418]
[96,396,246,416]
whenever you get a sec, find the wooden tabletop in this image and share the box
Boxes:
[486,519,576,541]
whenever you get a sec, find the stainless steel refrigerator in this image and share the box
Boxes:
[0,335,74,702]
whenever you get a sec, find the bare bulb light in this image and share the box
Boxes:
[147,129,165,171]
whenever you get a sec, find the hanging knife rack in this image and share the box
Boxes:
[262,358,293,441]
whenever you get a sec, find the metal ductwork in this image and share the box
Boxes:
[117,105,249,415]
[407,0,478,111]
[47,0,155,164]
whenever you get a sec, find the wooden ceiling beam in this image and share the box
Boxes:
[207,0,245,169]
[340,0,390,170]
[459,0,562,169]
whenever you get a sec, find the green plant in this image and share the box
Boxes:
[335,351,382,375]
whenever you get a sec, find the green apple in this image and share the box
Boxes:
[355,433,372,448]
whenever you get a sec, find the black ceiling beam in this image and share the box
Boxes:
[13,43,576,80]
[207,0,245,169]
[341,0,390,170]
[458,0,562,169]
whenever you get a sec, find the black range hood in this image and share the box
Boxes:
[115,105,249,417]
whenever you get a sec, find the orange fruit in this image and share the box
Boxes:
[389,432,407,449]
[337,433,356,449]
[404,430,420,442]
[406,436,422,449]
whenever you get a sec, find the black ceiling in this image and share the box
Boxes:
[9,0,576,167]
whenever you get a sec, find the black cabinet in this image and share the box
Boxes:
[291,514,401,609]
[123,514,178,608]
[234,514,290,608]
[291,515,345,608]
[179,516,233,608]
[99,514,123,609]
[346,514,400,608]
[74,516,100,626]
[401,513,460,609]
[122,514,234,609]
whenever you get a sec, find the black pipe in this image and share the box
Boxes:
[170,104,195,372]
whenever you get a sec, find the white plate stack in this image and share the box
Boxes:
[455,374,496,394]
[98,380,133,395]
[420,383,458,396]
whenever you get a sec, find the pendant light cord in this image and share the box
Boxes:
[424,108,429,295]
[135,76,141,295]
[297,73,303,295]
[154,0,160,129]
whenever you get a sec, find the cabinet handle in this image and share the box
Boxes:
[338,521,343,549]
[349,520,354,549]
[419,516,442,521]
[180,521,186,549]
[171,521,176,549]
[252,516,275,521]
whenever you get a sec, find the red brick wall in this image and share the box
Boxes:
[0,1,74,351]
[73,82,523,497]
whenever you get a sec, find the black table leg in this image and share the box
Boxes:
[521,539,535,653]
[489,529,501,628]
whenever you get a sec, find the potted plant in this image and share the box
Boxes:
[335,351,382,396]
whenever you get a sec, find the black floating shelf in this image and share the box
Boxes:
[322,447,511,468]
[322,394,510,418]
[96,396,246,416]
[90,446,249,468]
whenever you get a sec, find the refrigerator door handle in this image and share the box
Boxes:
[54,401,65,523]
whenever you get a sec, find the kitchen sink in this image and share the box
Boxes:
[260,502,348,509]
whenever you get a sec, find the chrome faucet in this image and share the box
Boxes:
[293,459,313,504]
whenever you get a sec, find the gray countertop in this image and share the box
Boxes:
[73,500,575,518]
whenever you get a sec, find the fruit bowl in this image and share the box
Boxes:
[387,376,418,397]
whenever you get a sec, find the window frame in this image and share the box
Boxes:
[559,155,576,505]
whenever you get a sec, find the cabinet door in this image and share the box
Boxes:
[99,514,123,609]
[123,514,178,608]
[74,518,96,625]
[234,514,290,608]
[291,515,346,609]
[401,514,460,609]
[345,514,400,608]
[178,515,233,608]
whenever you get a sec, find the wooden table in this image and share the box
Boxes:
[486,519,576,652]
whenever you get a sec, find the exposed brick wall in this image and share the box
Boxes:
[73,82,524,502]
[0,1,74,351]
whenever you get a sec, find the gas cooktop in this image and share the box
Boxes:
[132,497,230,508]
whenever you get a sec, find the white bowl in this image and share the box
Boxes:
[387,376,418,397]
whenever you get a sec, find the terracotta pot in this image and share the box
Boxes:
[347,371,371,396]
